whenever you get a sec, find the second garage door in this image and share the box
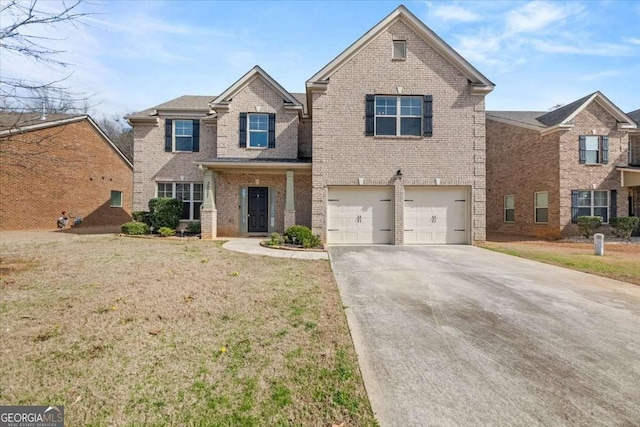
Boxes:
[404,187,468,244]
[327,186,393,244]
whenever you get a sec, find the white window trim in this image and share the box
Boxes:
[374,96,422,137]
[247,113,269,149]
[110,190,123,208]
[534,191,549,224]
[173,119,194,152]
[504,195,514,223]
[576,189,610,223]
[392,40,406,60]
[156,182,204,221]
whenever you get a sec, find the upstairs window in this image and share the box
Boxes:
[375,96,421,136]
[164,119,200,152]
[579,135,608,164]
[239,112,276,148]
[393,40,406,60]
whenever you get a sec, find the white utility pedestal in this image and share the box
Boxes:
[594,233,604,256]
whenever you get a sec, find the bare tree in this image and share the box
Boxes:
[0,0,91,112]
[96,115,134,162]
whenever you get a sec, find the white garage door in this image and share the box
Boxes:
[404,187,468,244]
[327,186,393,244]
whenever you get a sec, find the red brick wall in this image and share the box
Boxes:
[0,119,133,230]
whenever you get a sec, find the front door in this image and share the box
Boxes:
[248,187,268,232]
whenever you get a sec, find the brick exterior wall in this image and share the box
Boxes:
[487,101,630,238]
[1,119,133,230]
[310,20,487,244]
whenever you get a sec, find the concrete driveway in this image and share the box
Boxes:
[329,245,640,426]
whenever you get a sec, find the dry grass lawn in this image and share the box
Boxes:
[0,233,377,426]
[480,235,640,286]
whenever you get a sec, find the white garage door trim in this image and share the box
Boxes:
[404,186,468,244]
[327,186,394,244]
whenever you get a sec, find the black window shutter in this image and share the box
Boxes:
[192,120,200,152]
[601,136,609,164]
[610,189,617,219]
[239,113,247,148]
[268,113,276,148]
[423,95,433,137]
[571,190,579,223]
[365,94,374,136]
[165,119,173,152]
[578,135,586,164]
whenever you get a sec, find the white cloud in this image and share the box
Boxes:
[626,37,640,45]
[505,1,581,34]
[530,40,635,56]
[431,5,481,23]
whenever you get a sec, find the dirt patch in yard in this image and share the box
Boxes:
[482,234,640,286]
[0,233,376,426]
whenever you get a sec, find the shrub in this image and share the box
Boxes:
[267,232,284,246]
[284,225,322,248]
[148,198,182,230]
[609,217,640,239]
[121,221,149,235]
[158,227,176,237]
[186,221,201,234]
[132,211,151,225]
[577,216,603,238]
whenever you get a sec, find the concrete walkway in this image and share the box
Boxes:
[222,238,328,260]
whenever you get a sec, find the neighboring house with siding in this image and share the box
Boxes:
[486,92,639,238]
[0,113,133,230]
[127,5,493,244]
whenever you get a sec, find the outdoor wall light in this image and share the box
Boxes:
[396,169,403,178]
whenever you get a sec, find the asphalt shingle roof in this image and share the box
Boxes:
[627,109,640,125]
[0,112,83,131]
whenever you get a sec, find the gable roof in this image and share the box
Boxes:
[307,5,494,93]
[488,91,637,135]
[125,95,216,122]
[627,109,640,125]
[210,65,303,113]
[0,112,133,169]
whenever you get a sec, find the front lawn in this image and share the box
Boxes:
[0,235,376,426]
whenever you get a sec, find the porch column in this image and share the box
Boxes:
[284,170,296,230]
[201,169,217,239]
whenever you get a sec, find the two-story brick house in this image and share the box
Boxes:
[486,92,638,238]
[127,5,494,244]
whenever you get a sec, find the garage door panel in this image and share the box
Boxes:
[328,187,393,245]
[404,187,467,245]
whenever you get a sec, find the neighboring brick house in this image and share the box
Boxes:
[0,113,133,230]
[486,92,639,238]
[625,109,640,218]
[127,5,494,244]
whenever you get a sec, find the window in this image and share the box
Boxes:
[535,191,548,223]
[110,190,123,207]
[579,135,608,165]
[164,119,200,153]
[375,96,421,136]
[574,190,610,223]
[156,182,203,220]
[393,40,406,60]
[248,114,268,148]
[504,195,514,222]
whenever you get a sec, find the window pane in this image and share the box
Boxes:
[536,208,548,223]
[400,97,421,116]
[375,97,396,116]
[249,114,268,131]
[400,117,421,135]
[577,191,591,207]
[505,209,514,222]
[250,132,268,147]
[175,136,192,151]
[594,191,608,206]
[535,192,548,208]
[193,183,203,201]
[176,183,189,200]
[175,120,193,137]
[585,150,599,164]
[585,136,599,150]
[505,196,514,209]
[193,202,202,220]
[393,41,406,59]
[594,207,608,222]
[110,190,122,207]
[158,183,172,198]
[376,117,396,135]
[182,202,190,220]
[577,207,591,217]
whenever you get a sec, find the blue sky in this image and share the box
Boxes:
[3,1,640,118]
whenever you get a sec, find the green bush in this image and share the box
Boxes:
[148,198,182,230]
[284,225,322,248]
[158,227,176,237]
[267,232,284,246]
[577,216,603,238]
[609,217,640,239]
[121,221,149,235]
[186,221,201,234]
[132,211,151,225]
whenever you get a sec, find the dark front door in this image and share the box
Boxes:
[248,187,268,232]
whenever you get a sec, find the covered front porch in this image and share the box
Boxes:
[195,159,312,239]
[618,166,640,217]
